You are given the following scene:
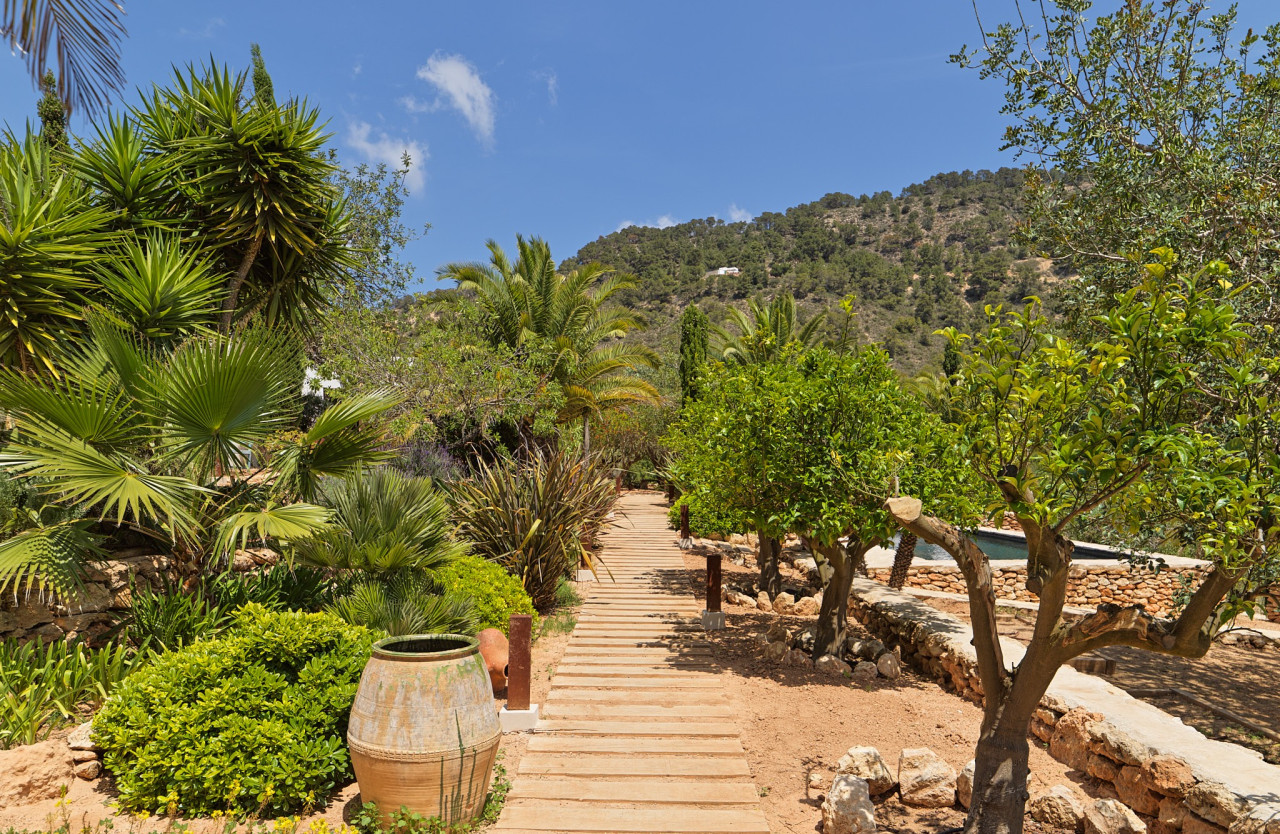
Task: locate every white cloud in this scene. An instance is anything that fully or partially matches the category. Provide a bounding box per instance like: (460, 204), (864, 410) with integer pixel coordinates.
(535, 70), (558, 105)
(352, 62), (362, 76)
(727, 203), (752, 223)
(178, 17), (224, 39)
(415, 53), (496, 146)
(615, 215), (681, 233)
(346, 122), (427, 192)
(399, 95), (432, 113)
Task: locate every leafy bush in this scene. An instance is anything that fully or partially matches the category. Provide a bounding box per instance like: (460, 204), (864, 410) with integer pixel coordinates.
(93, 604), (376, 816)
(115, 576), (230, 652)
(296, 468), (475, 635)
(667, 494), (742, 538)
(434, 555), (536, 635)
(451, 451), (616, 611)
(205, 563), (337, 612)
(0, 638), (138, 749)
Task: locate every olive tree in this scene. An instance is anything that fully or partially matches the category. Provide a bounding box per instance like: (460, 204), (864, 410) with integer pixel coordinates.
(886, 262), (1277, 834)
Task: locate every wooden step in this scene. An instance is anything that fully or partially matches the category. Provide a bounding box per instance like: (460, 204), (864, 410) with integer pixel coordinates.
(494, 805), (770, 833)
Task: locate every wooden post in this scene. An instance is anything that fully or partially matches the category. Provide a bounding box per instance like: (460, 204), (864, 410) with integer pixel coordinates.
(680, 504), (690, 540)
(706, 551), (722, 613)
(615, 472), (623, 494)
(507, 614), (532, 711)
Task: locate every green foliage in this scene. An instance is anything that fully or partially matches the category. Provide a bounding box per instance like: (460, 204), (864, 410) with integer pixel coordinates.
(204, 564), (337, 613)
(93, 604), (376, 816)
(440, 235), (660, 429)
(666, 494), (743, 539)
(116, 576), (230, 652)
(0, 638), (138, 749)
(434, 555), (537, 635)
(249, 44), (274, 108)
(295, 468), (475, 635)
(712, 293), (825, 365)
(452, 451), (617, 611)
(678, 304), (709, 403)
(36, 71), (67, 150)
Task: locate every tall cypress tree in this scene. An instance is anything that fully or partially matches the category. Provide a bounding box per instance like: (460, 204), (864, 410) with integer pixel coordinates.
(250, 43), (275, 108)
(678, 304), (709, 404)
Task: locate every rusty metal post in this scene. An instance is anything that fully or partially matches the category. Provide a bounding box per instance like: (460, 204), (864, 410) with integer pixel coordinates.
(507, 614), (532, 711)
(706, 551), (722, 613)
(615, 472), (623, 494)
(680, 504), (690, 540)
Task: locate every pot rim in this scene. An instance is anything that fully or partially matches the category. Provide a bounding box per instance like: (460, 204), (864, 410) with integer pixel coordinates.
(371, 633), (479, 662)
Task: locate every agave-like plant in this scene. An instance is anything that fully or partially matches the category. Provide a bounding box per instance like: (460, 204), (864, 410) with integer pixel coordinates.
(450, 450), (617, 611)
(294, 467), (476, 636)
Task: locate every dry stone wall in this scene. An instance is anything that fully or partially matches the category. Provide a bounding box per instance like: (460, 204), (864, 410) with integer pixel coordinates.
(866, 561), (1206, 618)
(0, 551), (170, 643)
(848, 578), (1280, 834)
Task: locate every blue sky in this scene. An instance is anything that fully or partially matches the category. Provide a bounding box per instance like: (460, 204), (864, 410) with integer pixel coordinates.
(1, 1), (1275, 293)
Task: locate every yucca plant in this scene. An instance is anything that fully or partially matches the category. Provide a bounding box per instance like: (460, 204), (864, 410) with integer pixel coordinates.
(295, 467), (476, 635)
(451, 451), (617, 611)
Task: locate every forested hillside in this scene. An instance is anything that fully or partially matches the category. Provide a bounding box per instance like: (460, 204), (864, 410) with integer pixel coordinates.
(563, 167), (1062, 372)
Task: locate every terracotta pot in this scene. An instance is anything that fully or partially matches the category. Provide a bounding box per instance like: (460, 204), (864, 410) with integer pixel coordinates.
(347, 634), (500, 825)
(476, 628), (509, 694)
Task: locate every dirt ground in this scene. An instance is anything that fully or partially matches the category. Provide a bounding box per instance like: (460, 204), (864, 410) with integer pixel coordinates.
(926, 597), (1280, 764)
(0, 599), (579, 833)
(676, 548), (1080, 834)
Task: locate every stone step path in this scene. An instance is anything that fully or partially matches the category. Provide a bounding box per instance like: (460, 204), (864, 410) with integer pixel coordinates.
(492, 492), (770, 834)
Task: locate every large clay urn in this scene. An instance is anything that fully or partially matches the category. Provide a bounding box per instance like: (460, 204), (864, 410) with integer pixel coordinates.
(347, 634), (501, 824)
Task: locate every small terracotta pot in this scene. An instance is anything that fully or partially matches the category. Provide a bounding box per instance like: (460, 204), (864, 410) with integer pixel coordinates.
(476, 628), (509, 693)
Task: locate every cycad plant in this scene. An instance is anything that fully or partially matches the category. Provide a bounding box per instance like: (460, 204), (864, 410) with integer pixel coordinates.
(0, 319), (395, 599)
(294, 467), (476, 635)
(440, 236), (660, 451)
(451, 451), (616, 611)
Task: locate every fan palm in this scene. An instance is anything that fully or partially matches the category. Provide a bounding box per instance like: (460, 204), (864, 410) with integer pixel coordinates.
(1, 0), (127, 117)
(440, 236), (659, 449)
(294, 467), (476, 636)
(0, 321), (396, 597)
(713, 293), (825, 365)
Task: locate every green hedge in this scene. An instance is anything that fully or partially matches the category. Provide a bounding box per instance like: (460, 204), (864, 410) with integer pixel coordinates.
(93, 604), (376, 817)
(435, 555), (537, 635)
(667, 495), (743, 538)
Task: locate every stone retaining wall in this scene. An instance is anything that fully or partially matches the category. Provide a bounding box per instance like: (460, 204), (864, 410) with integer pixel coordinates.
(0, 552), (170, 643)
(848, 578), (1280, 834)
(866, 562), (1208, 618)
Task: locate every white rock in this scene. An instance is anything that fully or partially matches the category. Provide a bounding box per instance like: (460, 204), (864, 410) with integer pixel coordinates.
(956, 759), (975, 809)
(756, 592), (771, 612)
(836, 746), (896, 796)
(1030, 786), (1085, 828)
(822, 774), (876, 834)
(66, 721), (99, 752)
(876, 652), (902, 679)
(898, 747), (958, 808)
(1083, 799), (1148, 834)
(815, 654), (852, 677)
(1187, 783), (1249, 828)
(809, 771), (826, 791)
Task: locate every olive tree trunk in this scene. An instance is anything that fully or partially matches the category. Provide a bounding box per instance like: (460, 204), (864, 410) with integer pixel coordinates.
(884, 496), (1241, 834)
(757, 534), (782, 597)
(811, 537), (874, 658)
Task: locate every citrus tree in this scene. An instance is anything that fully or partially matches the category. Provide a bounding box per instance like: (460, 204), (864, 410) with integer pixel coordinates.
(886, 261), (1277, 834)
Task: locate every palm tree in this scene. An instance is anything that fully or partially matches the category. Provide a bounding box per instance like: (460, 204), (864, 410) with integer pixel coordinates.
(440, 236), (659, 452)
(293, 467), (476, 636)
(0, 320), (396, 598)
(2, 0), (127, 117)
(712, 293), (825, 365)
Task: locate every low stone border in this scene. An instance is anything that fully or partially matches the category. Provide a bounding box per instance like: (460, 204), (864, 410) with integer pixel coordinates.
(847, 578), (1280, 834)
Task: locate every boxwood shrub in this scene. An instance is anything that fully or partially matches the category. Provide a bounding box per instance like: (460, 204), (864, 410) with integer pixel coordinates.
(93, 604), (376, 817)
(434, 555), (537, 635)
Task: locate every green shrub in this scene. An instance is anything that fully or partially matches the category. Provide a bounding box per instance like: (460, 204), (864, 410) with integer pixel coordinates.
(93, 604), (376, 817)
(116, 576), (230, 652)
(0, 638), (138, 749)
(667, 495), (742, 538)
(434, 555), (536, 635)
(205, 563), (337, 612)
(451, 451), (616, 612)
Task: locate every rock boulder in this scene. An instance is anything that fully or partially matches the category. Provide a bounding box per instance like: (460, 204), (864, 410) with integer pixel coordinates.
(957, 759), (975, 810)
(1030, 786), (1086, 829)
(0, 739), (75, 807)
(836, 746), (896, 796)
(1084, 799), (1148, 834)
(822, 775), (876, 834)
(898, 747), (958, 808)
